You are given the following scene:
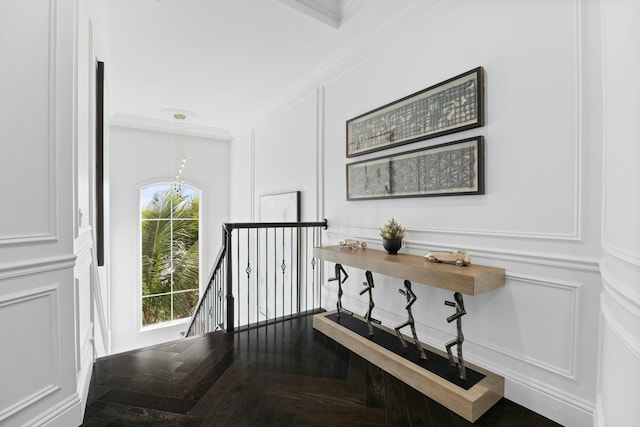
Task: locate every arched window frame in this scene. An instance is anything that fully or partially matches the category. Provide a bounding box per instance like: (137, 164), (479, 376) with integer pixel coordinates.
(138, 182), (201, 329)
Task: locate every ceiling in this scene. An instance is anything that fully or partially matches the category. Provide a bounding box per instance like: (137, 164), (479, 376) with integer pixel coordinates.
(95, 0), (418, 139)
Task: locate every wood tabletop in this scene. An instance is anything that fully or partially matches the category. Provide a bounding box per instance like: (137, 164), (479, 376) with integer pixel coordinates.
(314, 245), (505, 295)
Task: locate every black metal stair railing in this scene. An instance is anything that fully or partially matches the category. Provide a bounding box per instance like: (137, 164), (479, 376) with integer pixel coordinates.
(185, 245), (226, 337)
(185, 220), (327, 337)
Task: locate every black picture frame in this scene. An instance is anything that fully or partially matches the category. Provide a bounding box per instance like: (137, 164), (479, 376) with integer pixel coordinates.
(346, 136), (484, 200)
(346, 67), (484, 157)
(96, 61), (105, 266)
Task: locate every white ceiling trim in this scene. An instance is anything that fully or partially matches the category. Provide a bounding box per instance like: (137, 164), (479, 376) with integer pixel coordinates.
(111, 113), (233, 142)
(277, 0), (342, 28)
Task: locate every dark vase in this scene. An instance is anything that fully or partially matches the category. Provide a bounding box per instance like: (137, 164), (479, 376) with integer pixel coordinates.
(382, 239), (402, 255)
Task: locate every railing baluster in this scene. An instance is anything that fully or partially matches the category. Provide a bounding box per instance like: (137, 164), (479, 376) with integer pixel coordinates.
(186, 220), (326, 337)
(256, 228), (260, 327)
(281, 227), (285, 320)
(273, 227), (277, 321)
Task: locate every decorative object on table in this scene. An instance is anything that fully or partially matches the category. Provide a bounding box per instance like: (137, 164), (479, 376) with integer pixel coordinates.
(339, 239), (367, 251)
(328, 264), (352, 318)
(359, 271), (381, 336)
(379, 218), (406, 254)
(346, 67), (484, 157)
(394, 280), (427, 360)
(425, 250), (471, 266)
(347, 136), (484, 200)
(445, 292), (467, 380)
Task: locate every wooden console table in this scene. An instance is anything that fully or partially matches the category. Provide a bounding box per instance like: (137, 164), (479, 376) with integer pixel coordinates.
(314, 245), (504, 295)
(312, 245), (506, 422)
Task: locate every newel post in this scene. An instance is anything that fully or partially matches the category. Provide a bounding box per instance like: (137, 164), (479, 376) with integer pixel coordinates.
(224, 223), (234, 333)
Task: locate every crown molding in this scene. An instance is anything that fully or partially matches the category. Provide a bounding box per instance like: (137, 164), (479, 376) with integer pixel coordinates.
(110, 113), (233, 142)
(245, 0), (449, 132)
(277, 0), (342, 28)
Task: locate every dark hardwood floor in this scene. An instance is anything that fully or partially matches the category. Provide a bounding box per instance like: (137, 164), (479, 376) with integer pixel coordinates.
(82, 314), (562, 426)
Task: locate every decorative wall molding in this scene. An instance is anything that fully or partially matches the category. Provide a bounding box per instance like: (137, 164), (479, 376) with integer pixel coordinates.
(277, 0), (341, 28)
(600, 289), (640, 359)
(602, 238), (640, 267)
(600, 262), (640, 318)
(0, 384), (60, 423)
(399, 225), (582, 242)
(0, 0), (59, 247)
(0, 255), (77, 280)
(322, 0), (583, 241)
(25, 392), (81, 427)
(326, 228), (600, 272)
(111, 113), (233, 141)
(470, 273), (581, 379)
(262, 0), (583, 241)
(47, 0), (60, 244)
(316, 86), (325, 221)
(0, 233), (58, 246)
(594, 394), (605, 427)
(0, 285), (63, 422)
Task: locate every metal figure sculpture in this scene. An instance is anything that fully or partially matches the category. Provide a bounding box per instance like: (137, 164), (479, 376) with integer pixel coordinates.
(359, 270), (380, 336)
(445, 292), (467, 380)
(394, 280), (427, 360)
(328, 263), (352, 318)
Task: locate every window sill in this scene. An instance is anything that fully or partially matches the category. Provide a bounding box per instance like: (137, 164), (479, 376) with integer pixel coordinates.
(140, 317), (190, 333)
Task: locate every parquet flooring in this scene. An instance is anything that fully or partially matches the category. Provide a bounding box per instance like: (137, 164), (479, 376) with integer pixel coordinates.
(82, 314), (562, 426)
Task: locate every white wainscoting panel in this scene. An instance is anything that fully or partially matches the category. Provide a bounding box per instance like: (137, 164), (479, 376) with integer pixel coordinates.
(0, 0), (57, 245)
(467, 273), (581, 379)
(0, 285), (62, 422)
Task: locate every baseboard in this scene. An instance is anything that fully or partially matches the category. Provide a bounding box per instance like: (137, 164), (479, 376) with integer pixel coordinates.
(28, 393), (82, 427)
(502, 370), (594, 427)
(593, 395), (605, 427)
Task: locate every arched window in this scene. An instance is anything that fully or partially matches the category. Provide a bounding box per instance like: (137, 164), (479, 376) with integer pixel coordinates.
(140, 184), (200, 326)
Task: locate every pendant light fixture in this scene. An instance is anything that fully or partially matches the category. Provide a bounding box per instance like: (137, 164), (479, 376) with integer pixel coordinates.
(172, 112), (187, 200)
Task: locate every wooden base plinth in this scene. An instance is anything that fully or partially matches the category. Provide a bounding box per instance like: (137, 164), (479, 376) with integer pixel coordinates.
(313, 311), (504, 423)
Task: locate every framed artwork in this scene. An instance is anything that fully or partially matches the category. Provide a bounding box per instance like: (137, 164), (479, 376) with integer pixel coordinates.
(346, 136), (484, 200)
(258, 191), (300, 222)
(346, 67), (484, 157)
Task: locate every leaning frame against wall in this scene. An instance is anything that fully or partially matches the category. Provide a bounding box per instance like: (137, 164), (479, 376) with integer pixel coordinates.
(346, 136), (484, 200)
(346, 67), (484, 157)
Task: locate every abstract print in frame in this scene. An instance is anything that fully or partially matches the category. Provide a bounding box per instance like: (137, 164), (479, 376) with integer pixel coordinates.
(346, 67), (484, 157)
(346, 137), (484, 200)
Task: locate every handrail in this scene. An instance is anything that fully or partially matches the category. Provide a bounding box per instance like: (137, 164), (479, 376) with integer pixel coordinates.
(224, 220), (328, 230)
(184, 245), (226, 337)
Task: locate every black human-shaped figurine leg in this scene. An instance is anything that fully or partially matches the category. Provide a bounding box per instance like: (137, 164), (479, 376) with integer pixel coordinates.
(328, 264), (352, 318)
(394, 280), (427, 360)
(359, 271), (380, 336)
(445, 292), (467, 380)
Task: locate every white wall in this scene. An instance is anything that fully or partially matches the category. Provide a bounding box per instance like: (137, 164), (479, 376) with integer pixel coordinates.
(229, 1), (605, 425)
(0, 0), (90, 425)
(231, 89), (322, 221)
(109, 125), (230, 354)
(230, 131), (254, 221)
(597, 0), (640, 425)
